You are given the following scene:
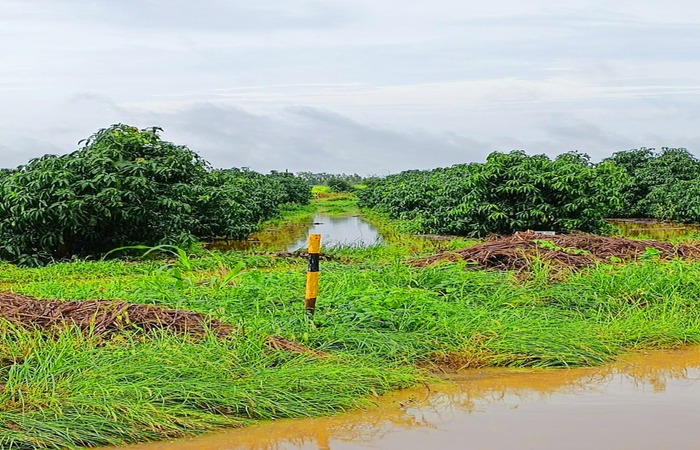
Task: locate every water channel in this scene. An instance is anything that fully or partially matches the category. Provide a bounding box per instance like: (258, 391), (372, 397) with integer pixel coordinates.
(208, 216), (700, 254)
(111, 347), (700, 450)
(207, 214), (382, 252)
(610, 219), (700, 240)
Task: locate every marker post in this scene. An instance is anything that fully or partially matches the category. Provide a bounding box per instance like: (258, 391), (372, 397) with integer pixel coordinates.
(305, 234), (321, 316)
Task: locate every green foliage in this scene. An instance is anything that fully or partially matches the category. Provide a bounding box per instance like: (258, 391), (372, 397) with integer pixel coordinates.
(0, 125), (310, 266)
(5, 233), (700, 447)
(639, 181), (700, 222)
(326, 177), (354, 193)
(359, 151), (627, 236)
(194, 168), (309, 241)
(268, 170), (312, 205)
(296, 172), (365, 185)
(0, 168), (13, 180)
(605, 147), (700, 222)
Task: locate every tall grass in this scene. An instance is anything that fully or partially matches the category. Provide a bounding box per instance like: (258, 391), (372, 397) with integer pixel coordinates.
(3, 230), (700, 447)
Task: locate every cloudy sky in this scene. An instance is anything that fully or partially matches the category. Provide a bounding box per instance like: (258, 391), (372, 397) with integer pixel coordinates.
(1, 0), (699, 174)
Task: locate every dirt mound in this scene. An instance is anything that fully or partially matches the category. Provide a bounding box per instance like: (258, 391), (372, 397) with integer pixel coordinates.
(412, 231), (700, 271)
(0, 293), (235, 337)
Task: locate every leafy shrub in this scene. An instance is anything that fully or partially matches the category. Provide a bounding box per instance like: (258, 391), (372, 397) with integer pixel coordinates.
(297, 172), (365, 185)
(268, 171), (312, 204)
(327, 178), (354, 193)
(639, 181), (700, 223)
(359, 151), (627, 236)
(0, 125), (310, 265)
(605, 147), (700, 222)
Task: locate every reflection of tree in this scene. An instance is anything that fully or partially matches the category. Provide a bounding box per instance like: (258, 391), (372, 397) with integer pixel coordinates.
(206, 215), (314, 252)
(116, 348), (700, 450)
(607, 219), (700, 240)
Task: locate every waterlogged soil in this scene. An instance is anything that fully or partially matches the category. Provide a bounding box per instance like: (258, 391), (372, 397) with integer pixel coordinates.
(208, 215), (382, 252)
(109, 347), (700, 450)
(610, 219), (700, 240)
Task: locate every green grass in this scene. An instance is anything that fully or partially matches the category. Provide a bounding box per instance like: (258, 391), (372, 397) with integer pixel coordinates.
(3, 206), (700, 448)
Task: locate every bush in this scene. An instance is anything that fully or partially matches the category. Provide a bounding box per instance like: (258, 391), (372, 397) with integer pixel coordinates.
(0, 125), (310, 265)
(327, 178), (354, 193)
(605, 147), (700, 222)
(359, 151), (627, 236)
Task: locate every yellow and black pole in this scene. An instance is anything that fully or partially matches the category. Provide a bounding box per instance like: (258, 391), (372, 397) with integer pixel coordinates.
(305, 234), (321, 316)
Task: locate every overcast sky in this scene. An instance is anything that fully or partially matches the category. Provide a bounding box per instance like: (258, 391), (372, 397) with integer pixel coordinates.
(2, 0), (700, 174)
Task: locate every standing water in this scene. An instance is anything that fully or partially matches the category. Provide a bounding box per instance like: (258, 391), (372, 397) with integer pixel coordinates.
(287, 215), (382, 251)
(109, 347), (700, 450)
(610, 219), (700, 240)
(207, 214), (382, 252)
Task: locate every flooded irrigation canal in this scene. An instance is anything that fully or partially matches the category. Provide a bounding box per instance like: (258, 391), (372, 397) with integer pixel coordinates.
(111, 347), (700, 450)
(208, 214), (382, 252)
(287, 215), (382, 251)
(610, 219), (700, 240)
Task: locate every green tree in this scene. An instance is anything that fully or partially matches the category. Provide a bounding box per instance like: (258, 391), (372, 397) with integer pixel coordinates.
(0, 125), (310, 265)
(605, 147), (700, 221)
(359, 151), (628, 236)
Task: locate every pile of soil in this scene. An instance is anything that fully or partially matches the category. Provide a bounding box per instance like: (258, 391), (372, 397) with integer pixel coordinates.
(412, 231), (700, 271)
(0, 293), (235, 337)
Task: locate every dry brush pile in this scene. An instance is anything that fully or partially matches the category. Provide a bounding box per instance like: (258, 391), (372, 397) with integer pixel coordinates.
(412, 231), (700, 271)
(0, 293), (235, 337)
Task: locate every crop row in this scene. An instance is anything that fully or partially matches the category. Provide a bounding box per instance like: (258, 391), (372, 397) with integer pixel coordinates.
(358, 147), (700, 236)
(0, 125), (310, 266)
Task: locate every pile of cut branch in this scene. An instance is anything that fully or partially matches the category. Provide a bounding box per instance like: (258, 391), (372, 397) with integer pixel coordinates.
(412, 231), (700, 271)
(0, 293), (235, 337)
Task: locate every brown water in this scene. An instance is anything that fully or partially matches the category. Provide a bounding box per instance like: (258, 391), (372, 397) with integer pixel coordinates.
(286, 215), (382, 251)
(207, 215), (382, 252)
(610, 219), (700, 240)
(110, 347), (700, 450)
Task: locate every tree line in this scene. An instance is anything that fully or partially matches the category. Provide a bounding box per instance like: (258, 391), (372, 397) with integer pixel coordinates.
(358, 148), (700, 236)
(0, 125), (310, 266)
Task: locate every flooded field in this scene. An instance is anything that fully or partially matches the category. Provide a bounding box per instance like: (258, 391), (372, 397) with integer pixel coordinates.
(610, 219), (700, 240)
(207, 214), (382, 252)
(287, 215), (382, 251)
(110, 347), (700, 450)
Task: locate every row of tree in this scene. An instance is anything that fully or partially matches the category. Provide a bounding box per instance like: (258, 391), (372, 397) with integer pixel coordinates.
(358, 148), (700, 237)
(296, 172), (366, 186)
(0, 125), (310, 266)
(604, 147), (700, 222)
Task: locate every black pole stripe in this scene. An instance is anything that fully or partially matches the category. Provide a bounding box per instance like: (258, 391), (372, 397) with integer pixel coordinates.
(307, 253), (320, 272)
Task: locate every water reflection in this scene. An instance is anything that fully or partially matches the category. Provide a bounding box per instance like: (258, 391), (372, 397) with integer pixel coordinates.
(110, 347), (700, 450)
(206, 215), (382, 252)
(287, 215), (382, 251)
(610, 219), (700, 240)
(207, 219), (313, 252)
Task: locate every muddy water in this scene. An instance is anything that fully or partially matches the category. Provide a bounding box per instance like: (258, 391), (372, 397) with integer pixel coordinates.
(610, 219), (700, 240)
(286, 215), (382, 251)
(112, 348), (700, 450)
(207, 215), (382, 252)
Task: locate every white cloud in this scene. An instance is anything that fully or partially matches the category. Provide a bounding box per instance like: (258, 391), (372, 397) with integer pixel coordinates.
(1, 0), (699, 172)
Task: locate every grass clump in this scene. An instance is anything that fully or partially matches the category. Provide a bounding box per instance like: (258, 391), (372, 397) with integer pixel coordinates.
(3, 213), (700, 447)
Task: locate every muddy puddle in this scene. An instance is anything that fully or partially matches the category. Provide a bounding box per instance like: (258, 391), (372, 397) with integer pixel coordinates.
(109, 347), (700, 450)
(208, 215), (381, 252)
(610, 219), (700, 240)
(286, 215), (382, 251)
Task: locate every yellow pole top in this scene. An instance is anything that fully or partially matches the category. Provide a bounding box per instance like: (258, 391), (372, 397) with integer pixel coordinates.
(308, 234), (321, 253)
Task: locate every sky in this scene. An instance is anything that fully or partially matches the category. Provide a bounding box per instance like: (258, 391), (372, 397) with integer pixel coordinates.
(1, 0), (700, 174)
